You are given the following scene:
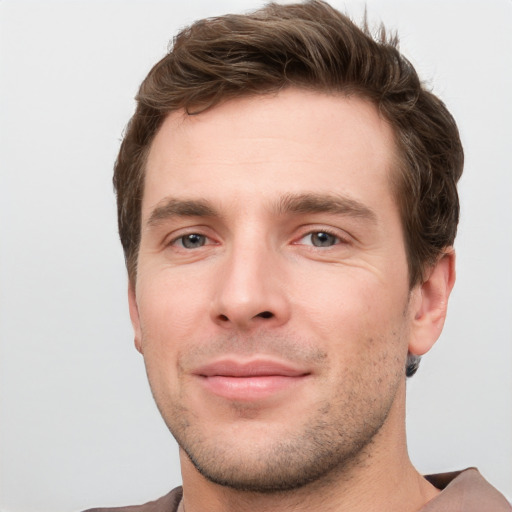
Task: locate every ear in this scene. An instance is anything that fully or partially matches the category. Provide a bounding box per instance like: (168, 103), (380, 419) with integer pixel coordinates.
(128, 281), (143, 354)
(408, 248), (456, 357)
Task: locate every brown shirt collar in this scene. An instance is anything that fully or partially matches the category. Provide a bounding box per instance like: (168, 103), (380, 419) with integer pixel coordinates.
(420, 468), (511, 511)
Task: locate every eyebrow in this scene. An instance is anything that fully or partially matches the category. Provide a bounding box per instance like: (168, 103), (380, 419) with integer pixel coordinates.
(147, 198), (218, 227)
(146, 192), (377, 228)
(274, 193), (377, 222)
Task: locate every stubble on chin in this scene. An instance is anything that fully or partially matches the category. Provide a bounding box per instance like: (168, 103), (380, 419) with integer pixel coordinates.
(174, 393), (394, 494)
(146, 330), (405, 494)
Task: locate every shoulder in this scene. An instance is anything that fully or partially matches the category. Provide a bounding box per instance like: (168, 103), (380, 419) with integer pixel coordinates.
(82, 487), (183, 512)
(422, 468), (511, 511)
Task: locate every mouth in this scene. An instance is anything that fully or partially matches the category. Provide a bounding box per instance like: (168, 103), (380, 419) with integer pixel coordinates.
(192, 359), (311, 401)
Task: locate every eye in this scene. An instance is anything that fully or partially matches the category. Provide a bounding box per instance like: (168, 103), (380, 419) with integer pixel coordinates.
(174, 233), (208, 249)
(299, 231), (341, 247)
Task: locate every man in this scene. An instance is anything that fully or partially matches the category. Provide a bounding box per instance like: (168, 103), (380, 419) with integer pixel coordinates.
(86, 1), (511, 511)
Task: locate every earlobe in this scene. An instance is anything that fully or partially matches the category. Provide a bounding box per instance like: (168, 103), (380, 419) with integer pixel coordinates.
(128, 282), (143, 354)
(408, 248), (456, 357)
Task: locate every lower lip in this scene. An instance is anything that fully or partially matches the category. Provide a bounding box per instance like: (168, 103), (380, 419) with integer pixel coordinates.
(199, 375), (308, 401)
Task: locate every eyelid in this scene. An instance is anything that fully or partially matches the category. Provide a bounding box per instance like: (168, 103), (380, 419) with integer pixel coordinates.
(292, 225), (352, 246)
(164, 226), (218, 248)
(171, 234), (207, 249)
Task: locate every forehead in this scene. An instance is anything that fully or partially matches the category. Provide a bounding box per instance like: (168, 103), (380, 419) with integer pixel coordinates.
(144, 88), (398, 216)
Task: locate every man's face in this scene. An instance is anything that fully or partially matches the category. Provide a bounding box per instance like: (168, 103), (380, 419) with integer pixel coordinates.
(130, 89), (417, 491)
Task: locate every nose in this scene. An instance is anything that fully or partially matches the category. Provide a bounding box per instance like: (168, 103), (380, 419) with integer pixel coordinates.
(210, 241), (291, 331)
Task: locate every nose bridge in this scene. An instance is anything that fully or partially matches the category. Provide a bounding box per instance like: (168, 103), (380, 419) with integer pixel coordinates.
(211, 228), (288, 329)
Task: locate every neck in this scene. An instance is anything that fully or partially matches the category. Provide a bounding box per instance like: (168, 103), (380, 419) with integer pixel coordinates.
(178, 382), (439, 512)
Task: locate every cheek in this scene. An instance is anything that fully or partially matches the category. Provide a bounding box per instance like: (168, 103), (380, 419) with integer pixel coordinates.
(294, 270), (410, 366)
(135, 273), (210, 373)
(139, 270), (207, 328)
(295, 270), (396, 328)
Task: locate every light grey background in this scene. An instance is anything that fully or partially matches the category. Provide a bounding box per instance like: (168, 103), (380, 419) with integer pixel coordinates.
(1, 1), (511, 511)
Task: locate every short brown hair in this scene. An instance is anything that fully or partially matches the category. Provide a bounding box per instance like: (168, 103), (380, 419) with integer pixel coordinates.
(114, 0), (463, 289)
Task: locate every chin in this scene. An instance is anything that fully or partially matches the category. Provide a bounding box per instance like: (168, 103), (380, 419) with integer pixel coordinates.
(173, 408), (385, 494)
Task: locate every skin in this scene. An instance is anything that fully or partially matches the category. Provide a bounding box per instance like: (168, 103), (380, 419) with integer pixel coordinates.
(129, 88), (455, 512)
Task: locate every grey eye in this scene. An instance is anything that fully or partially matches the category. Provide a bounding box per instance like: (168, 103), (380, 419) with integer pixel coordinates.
(180, 234), (207, 249)
(310, 232), (338, 247)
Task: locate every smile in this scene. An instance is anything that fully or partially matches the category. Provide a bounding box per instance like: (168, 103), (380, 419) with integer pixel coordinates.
(193, 359), (311, 401)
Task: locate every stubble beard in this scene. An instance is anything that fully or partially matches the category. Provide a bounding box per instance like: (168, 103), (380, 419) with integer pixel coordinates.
(176, 397), (396, 494)
(148, 333), (404, 494)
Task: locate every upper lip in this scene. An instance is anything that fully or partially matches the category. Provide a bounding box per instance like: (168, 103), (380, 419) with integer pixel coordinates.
(193, 359), (310, 378)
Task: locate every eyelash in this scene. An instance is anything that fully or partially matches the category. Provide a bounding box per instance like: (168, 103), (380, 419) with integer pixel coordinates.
(167, 227), (349, 251)
(295, 228), (349, 248)
(169, 232), (213, 249)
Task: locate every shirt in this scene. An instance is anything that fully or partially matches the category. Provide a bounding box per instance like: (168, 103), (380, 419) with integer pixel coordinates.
(83, 468), (512, 511)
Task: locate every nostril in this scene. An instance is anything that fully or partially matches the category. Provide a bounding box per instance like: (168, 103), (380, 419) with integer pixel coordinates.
(216, 311), (274, 323)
